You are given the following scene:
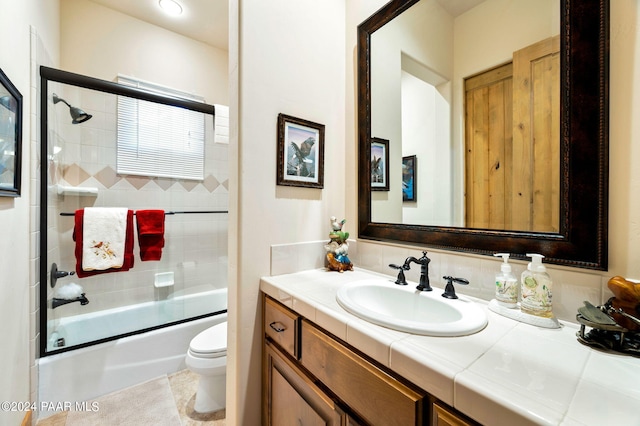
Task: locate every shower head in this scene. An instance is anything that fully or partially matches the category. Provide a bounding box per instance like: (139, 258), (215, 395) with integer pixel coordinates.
(52, 93), (92, 124)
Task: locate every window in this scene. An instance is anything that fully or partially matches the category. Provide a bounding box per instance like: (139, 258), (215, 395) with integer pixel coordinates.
(116, 76), (205, 180)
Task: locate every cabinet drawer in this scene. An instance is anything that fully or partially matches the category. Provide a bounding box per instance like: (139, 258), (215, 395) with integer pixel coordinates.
(433, 402), (477, 426)
(264, 296), (299, 358)
(300, 320), (427, 426)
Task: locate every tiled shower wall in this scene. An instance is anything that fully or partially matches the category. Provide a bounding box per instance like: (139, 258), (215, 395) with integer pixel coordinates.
(45, 83), (228, 321)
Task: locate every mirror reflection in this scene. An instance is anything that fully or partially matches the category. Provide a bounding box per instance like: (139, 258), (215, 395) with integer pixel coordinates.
(370, 0), (559, 232)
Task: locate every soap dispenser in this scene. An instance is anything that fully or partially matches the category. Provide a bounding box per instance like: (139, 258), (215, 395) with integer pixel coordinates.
(493, 253), (518, 308)
(520, 254), (553, 317)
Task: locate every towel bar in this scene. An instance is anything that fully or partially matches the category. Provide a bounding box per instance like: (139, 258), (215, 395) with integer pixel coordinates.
(59, 210), (228, 216)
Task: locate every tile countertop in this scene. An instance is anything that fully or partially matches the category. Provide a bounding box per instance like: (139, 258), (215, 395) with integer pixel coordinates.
(260, 268), (640, 426)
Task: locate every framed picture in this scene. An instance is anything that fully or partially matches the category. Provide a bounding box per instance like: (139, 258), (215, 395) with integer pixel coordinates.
(371, 137), (389, 191)
(277, 113), (324, 188)
(0, 68), (22, 197)
(402, 155), (416, 202)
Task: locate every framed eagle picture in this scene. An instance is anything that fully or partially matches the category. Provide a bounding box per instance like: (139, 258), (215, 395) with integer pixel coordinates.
(277, 113), (325, 188)
(371, 137), (389, 191)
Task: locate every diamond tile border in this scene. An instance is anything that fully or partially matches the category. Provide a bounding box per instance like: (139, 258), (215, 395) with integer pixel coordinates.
(63, 163), (226, 193)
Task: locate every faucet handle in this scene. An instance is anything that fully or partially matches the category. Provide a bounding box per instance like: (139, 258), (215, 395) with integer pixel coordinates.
(442, 276), (469, 299)
(50, 263), (76, 288)
(389, 263), (409, 285)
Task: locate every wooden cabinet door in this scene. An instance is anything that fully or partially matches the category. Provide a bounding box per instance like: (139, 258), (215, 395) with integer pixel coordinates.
(465, 62), (513, 230)
(512, 35), (560, 233)
(465, 35), (559, 232)
(300, 320), (427, 426)
(264, 341), (343, 426)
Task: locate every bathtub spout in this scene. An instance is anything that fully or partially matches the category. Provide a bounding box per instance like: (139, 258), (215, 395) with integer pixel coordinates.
(52, 293), (89, 309)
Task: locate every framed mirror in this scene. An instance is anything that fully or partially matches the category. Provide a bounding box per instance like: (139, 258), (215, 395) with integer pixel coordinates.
(357, 0), (609, 270)
(0, 68), (22, 197)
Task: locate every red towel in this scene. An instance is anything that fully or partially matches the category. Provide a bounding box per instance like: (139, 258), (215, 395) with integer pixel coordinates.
(136, 210), (165, 261)
(73, 209), (135, 278)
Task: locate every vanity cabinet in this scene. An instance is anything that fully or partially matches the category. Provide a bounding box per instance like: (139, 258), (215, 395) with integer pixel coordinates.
(262, 294), (478, 426)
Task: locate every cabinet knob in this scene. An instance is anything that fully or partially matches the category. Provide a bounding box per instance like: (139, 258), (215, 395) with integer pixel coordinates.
(269, 321), (286, 332)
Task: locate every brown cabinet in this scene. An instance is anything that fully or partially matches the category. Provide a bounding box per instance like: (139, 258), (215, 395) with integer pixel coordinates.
(264, 296), (299, 358)
(262, 294), (479, 426)
(300, 319), (427, 426)
(433, 402), (475, 426)
(264, 341), (344, 425)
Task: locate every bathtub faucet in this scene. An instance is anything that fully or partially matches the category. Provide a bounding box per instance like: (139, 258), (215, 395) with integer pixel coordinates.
(52, 293), (89, 309)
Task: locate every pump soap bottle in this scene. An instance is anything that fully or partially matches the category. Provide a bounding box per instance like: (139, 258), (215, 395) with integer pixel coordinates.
(520, 254), (553, 317)
(493, 253), (518, 308)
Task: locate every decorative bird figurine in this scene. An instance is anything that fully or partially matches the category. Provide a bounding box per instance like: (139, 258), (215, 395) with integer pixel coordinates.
(325, 216), (353, 272)
(331, 216), (346, 231)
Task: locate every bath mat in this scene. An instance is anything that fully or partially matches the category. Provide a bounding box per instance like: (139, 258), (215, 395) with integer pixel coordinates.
(65, 376), (181, 426)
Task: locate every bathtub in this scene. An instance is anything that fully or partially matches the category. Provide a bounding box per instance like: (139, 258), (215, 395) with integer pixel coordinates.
(38, 288), (227, 418)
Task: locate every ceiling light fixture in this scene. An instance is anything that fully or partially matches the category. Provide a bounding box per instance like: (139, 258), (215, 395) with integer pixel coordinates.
(159, 0), (183, 16)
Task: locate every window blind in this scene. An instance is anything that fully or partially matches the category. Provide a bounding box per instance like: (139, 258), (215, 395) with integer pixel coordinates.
(116, 76), (205, 181)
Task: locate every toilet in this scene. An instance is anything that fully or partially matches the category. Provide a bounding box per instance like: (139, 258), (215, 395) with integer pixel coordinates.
(185, 321), (227, 413)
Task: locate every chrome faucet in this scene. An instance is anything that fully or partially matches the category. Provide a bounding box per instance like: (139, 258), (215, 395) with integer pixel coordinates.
(403, 251), (432, 291)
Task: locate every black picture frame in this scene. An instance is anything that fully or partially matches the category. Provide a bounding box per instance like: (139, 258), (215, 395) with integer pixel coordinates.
(277, 113), (325, 188)
(0, 68), (22, 197)
(371, 137), (389, 191)
(402, 155), (416, 202)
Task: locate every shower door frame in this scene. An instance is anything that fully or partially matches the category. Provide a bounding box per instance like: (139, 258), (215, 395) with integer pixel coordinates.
(39, 66), (220, 357)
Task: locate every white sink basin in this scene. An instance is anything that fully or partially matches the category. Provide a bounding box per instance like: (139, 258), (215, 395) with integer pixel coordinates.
(336, 279), (488, 336)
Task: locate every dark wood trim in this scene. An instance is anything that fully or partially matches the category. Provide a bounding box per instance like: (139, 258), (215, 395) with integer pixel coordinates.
(357, 0), (609, 270)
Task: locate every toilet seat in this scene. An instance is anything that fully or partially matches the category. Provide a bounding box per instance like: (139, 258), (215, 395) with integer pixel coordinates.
(189, 322), (227, 359)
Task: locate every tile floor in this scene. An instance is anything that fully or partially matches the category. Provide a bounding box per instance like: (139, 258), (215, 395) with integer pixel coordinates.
(36, 370), (225, 426)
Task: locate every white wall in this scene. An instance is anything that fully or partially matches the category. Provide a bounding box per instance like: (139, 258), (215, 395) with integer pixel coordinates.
(609, 0), (640, 277)
(401, 71), (453, 225)
(60, 0), (228, 105)
(229, 0), (346, 424)
(370, 0), (453, 223)
(0, 0), (59, 424)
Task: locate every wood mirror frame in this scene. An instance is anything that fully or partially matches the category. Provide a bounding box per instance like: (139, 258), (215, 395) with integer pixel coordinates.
(357, 0), (609, 270)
